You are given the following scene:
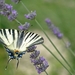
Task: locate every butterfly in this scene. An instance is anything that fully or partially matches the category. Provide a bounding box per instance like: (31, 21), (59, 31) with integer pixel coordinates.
(0, 29), (44, 69)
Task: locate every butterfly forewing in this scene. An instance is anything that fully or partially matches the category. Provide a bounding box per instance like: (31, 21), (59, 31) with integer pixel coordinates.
(0, 29), (14, 46)
(19, 32), (44, 51)
(0, 29), (44, 51)
(12, 29), (19, 49)
(16, 31), (25, 48)
(0, 29), (20, 50)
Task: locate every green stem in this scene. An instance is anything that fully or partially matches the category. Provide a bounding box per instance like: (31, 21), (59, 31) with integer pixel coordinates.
(20, 1), (30, 13)
(42, 44), (73, 75)
(45, 71), (49, 75)
(68, 48), (75, 57)
(15, 19), (22, 25)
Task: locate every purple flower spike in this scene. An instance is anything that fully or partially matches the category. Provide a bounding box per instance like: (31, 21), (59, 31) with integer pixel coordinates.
(45, 18), (63, 39)
(57, 32), (63, 39)
(0, 0), (5, 10)
(18, 22), (30, 30)
(8, 10), (18, 21)
(11, 0), (21, 4)
(30, 50), (40, 59)
(52, 27), (59, 35)
(0, 3), (18, 21)
(5, 4), (13, 12)
(52, 27), (63, 39)
(27, 45), (37, 52)
(0, 4), (12, 16)
(33, 57), (45, 65)
(34, 57), (49, 74)
(29, 49), (49, 74)
(45, 18), (52, 25)
(18, 25), (24, 30)
(25, 11), (36, 20)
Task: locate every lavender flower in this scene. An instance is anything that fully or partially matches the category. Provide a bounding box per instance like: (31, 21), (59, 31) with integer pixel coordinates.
(11, 0), (21, 4)
(45, 18), (63, 39)
(4, 4), (13, 12)
(0, 0), (5, 10)
(0, 4), (13, 16)
(45, 18), (52, 26)
(52, 27), (59, 35)
(28, 48), (49, 74)
(8, 10), (18, 21)
(18, 22), (30, 30)
(35, 58), (49, 74)
(25, 11), (36, 20)
(52, 27), (63, 39)
(30, 56), (49, 74)
(0, 3), (18, 21)
(56, 32), (63, 39)
(0, 4), (12, 16)
(30, 50), (40, 59)
(27, 45), (37, 52)
(32, 57), (45, 65)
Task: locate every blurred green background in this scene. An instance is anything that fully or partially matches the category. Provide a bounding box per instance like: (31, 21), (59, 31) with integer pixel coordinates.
(0, 0), (75, 75)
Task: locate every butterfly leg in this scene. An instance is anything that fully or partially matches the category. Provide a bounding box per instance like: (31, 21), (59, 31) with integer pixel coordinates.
(16, 58), (19, 69)
(5, 58), (12, 70)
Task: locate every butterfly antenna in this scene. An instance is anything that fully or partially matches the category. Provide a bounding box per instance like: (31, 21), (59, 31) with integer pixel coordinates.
(5, 58), (12, 70)
(16, 58), (19, 69)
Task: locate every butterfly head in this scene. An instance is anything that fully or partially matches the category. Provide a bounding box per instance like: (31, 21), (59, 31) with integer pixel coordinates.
(5, 47), (26, 69)
(14, 50), (20, 56)
(5, 47), (26, 59)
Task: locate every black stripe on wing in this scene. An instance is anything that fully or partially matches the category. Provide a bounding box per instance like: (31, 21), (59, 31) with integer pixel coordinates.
(32, 37), (44, 45)
(0, 29), (3, 35)
(11, 29), (19, 41)
(29, 34), (40, 42)
(27, 32), (43, 43)
(8, 29), (11, 34)
(12, 29), (15, 40)
(28, 33), (44, 46)
(24, 32), (32, 41)
(19, 32), (44, 49)
(0, 29), (9, 45)
(0, 29), (19, 46)
(0, 37), (6, 46)
(0, 29), (6, 45)
(3, 29), (9, 41)
(17, 31), (25, 48)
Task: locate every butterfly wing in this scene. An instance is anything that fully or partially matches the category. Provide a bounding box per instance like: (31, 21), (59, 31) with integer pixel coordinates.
(0, 29), (44, 51)
(17, 31), (44, 51)
(0, 29), (20, 50)
(0, 29), (13, 46)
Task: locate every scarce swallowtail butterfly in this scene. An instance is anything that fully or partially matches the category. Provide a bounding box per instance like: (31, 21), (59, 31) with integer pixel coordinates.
(0, 29), (44, 69)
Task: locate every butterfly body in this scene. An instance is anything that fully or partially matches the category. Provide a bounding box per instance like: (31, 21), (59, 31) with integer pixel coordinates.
(0, 29), (44, 68)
